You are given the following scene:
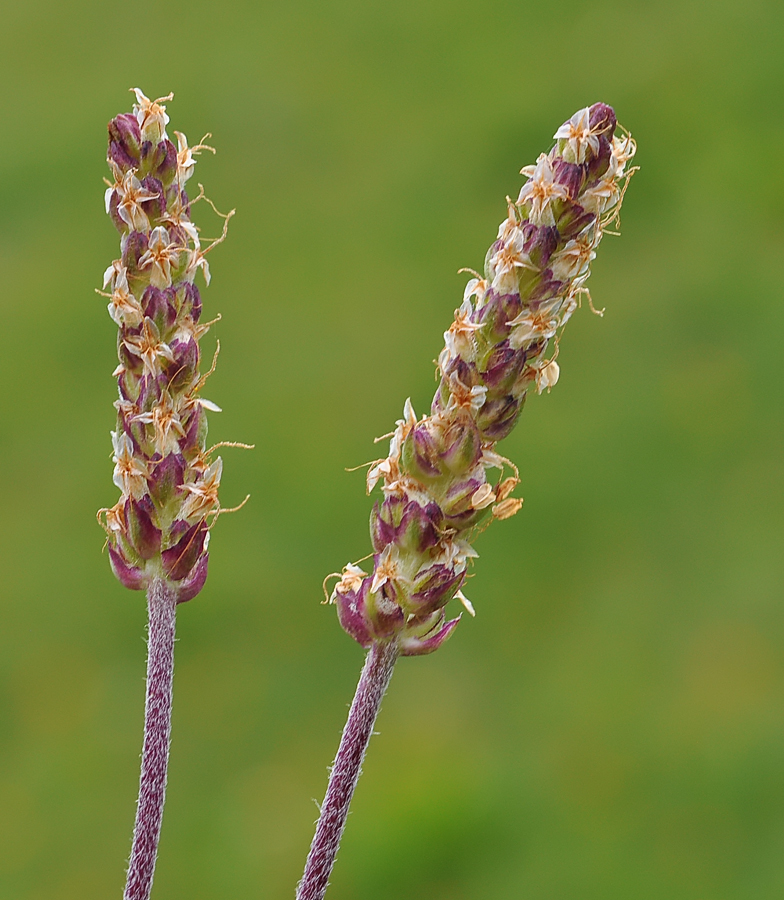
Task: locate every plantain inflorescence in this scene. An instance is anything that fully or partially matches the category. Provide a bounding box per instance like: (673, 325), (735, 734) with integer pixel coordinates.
(328, 103), (636, 655)
(98, 89), (239, 603)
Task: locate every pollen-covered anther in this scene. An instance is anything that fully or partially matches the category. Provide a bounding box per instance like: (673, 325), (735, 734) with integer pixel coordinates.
(492, 498), (523, 520)
(470, 483), (496, 510)
(123, 317), (176, 378)
(139, 227), (181, 289)
(495, 477), (520, 502)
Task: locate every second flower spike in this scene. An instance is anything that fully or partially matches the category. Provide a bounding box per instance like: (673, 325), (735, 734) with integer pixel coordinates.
(329, 102), (637, 655)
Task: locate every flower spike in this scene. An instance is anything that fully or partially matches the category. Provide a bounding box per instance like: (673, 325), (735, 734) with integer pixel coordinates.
(99, 88), (242, 603)
(297, 103), (637, 900)
(328, 102), (637, 658)
(99, 89), (244, 900)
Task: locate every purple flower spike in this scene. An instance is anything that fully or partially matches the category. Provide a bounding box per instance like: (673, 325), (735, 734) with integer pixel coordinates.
(99, 88), (242, 598)
(328, 103), (637, 654)
(304, 104), (637, 900)
(98, 89), (244, 900)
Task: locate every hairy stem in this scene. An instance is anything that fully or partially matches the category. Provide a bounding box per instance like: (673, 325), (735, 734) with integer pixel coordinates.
(123, 577), (177, 900)
(296, 640), (399, 900)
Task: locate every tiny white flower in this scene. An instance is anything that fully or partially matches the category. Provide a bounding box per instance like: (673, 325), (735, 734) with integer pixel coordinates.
(611, 134), (637, 176)
(517, 154), (569, 227)
(103, 259), (124, 289)
(133, 390), (186, 457)
(107, 268), (143, 327)
(174, 131), (198, 183)
(109, 166), (159, 232)
(446, 378), (487, 414)
(333, 563), (368, 598)
(111, 431), (149, 499)
(436, 536), (479, 571)
(507, 308), (559, 350)
(489, 227), (535, 293)
(460, 270), (488, 308)
(181, 457), (223, 521)
(580, 175), (620, 215)
(184, 248), (211, 285)
(549, 237), (596, 282)
(173, 131), (215, 186)
(470, 483), (496, 510)
(553, 107), (602, 164)
(132, 88), (172, 141)
(139, 226), (180, 289)
(367, 457), (394, 494)
(370, 544), (400, 594)
(123, 317), (176, 378)
(444, 298), (483, 359)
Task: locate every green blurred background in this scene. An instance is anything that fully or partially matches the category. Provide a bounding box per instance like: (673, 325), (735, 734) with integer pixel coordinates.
(2, 0), (783, 897)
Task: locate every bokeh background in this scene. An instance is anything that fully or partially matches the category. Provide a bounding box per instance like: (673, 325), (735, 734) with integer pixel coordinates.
(2, 0), (783, 897)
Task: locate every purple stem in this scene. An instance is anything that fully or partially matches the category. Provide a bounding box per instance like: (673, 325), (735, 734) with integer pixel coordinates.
(123, 577), (177, 900)
(296, 640), (399, 900)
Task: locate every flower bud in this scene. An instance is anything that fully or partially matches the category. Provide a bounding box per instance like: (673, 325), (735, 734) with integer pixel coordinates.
(108, 114), (142, 171)
(399, 612), (461, 656)
(176, 553), (210, 603)
(108, 543), (146, 591)
(407, 563), (464, 616)
(162, 521), (207, 581)
(126, 496), (162, 560)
